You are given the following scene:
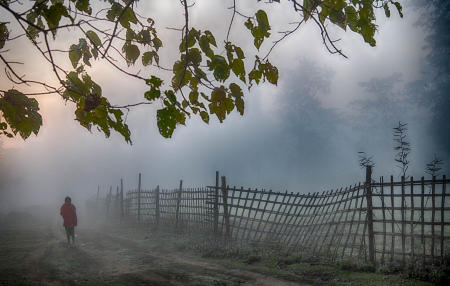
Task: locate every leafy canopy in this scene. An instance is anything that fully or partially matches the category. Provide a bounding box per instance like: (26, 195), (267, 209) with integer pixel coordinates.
(0, 0), (403, 143)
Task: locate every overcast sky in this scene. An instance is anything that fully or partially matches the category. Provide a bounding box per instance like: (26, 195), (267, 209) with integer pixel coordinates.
(0, 0), (448, 212)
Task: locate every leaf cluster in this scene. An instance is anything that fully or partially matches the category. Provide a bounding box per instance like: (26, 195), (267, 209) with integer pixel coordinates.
(0, 89), (42, 139)
(0, 0), (404, 142)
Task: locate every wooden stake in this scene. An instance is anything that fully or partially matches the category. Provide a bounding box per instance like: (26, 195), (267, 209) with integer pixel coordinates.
(137, 173), (141, 222)
(176, 180), (183, 230)
(441, 175), (446, 259)
(221, 176), (230, 238)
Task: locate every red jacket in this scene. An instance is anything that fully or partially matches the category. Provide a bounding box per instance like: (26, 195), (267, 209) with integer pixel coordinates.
(60, 203), (77, 227)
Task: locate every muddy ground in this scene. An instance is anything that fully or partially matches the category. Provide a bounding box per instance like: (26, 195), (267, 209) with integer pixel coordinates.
(0, 212), (436, 285)
(0, 215), (307, 286)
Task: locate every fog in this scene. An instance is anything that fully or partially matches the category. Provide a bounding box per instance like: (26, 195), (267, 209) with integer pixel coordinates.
(0, 1), (449, 214)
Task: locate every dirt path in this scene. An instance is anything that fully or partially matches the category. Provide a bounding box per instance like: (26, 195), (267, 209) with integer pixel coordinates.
(79, 227), (307, 285)
(8, 225), (309, 285)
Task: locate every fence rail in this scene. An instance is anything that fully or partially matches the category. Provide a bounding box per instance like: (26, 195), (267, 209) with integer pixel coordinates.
(95, 169), (449, 267)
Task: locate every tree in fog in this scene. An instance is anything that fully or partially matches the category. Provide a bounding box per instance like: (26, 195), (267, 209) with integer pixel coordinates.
(393, 121), (410, 178)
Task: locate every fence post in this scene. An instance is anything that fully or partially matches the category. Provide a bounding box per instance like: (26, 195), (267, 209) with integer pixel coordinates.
(106, 186), (112, 215)
(138, 173), (141, 222)
(114, 185), (120, 218)
(221, 176), (230, 238)
(155, 185), (160, 228)
(365, 165), (376, 265)
(176, 180), (183, 230)
(214, 171), (219, 235)
(120, 178), (124, 218)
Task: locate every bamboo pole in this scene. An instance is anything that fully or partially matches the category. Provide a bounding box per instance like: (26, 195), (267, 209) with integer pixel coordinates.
(342, 185), (360, 259)
(410, 176), (415, 260)
(120, 178), (124, 218)
(421, 176), (425, 265)
(155, 185), (160, 228)
(214, 171), (219, 235)
(381, 177), (386, 264)
(137, 173), (141, 222)
(441, 175), (446, 259)
(365, 166), (375, 265)
(176, 180), (183, 230)
(431, 176), (436, 262)
(401, 176), (406, 266)
(390, 175), (395, 263)
(221, 176), (230, 238)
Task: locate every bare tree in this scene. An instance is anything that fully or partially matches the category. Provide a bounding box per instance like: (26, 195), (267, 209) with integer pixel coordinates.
(393, 121), (411, 178)
(425, 154), (444, 177)
(358, 151), (375, 169)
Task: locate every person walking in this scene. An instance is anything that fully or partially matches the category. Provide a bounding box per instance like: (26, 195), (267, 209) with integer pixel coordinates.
(60, 196), (77, 245)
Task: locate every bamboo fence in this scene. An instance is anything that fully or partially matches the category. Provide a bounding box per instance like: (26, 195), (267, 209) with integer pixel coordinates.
(100, 169), (449, 266)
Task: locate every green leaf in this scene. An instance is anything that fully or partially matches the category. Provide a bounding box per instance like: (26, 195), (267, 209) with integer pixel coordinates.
(179, 28), (197, 52)
(122, 43), (140, 65)
(43, 3), (69, 36)
(0, 23), (10, 49)
(165, 90), (177, 104)
(244, 18), (254, 31)
(200, 111), (209, 124)
(199, 35), (214, 59)
(392, 1), (403, 18)
(107, 2), (122, 21)
(210, 55), (230, 82)
(329, 8), (347, 30)
(248, 69), (262, 86)
(234, 46), (245, 59)
(225, 43), (234, 64)
(189, 90), (198, 103)
(74, 0), (92, 15)
(152, 37), (163, 50)
(146, 75), (163, 88)
(253, 34), (264, 50)
(204, 30), (217, 47)
(157, 105), (185, 138)
(361, 23), (376, 47)
(255, 10), (271, 38)
(0, 89), (42, 139)
(229, 83), (244, 115)
(69, 44), (81, 68)
(383, 3), (391, 18)
(172, 60), (191, 90)
(138, 28), (151, 45)
(263, 61), (278, 85)
(119, 6), (137, 29)
(303, 0), (314, 21)
(144, 76), (162, 101)
(345, 6), (358, 32)
(232, 59), (246, 83)
(82, 49), (92, 66)
(142, 51), (157, 66)
(144, 89), (160, 101)
(188, 48), (202, 66)
(208, 86), (229, 122)
(86, 30), (101, 46)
